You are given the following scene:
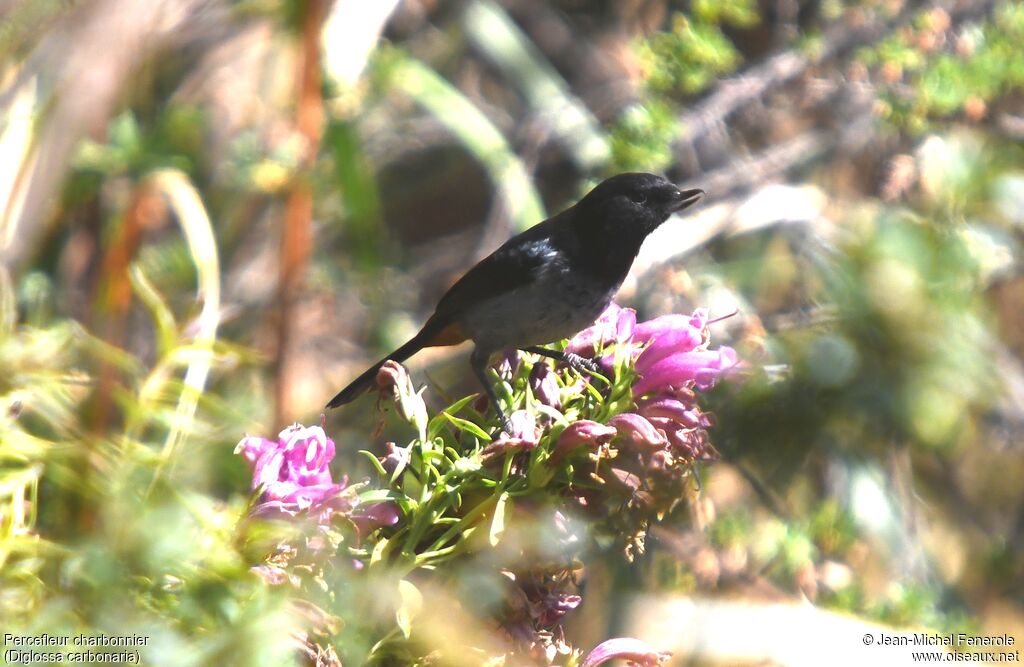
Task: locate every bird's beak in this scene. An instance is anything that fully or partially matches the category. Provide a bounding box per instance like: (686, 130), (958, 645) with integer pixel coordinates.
(671, 188), (705, 212)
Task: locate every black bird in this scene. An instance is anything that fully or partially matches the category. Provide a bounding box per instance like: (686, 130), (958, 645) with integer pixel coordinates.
(327, 173), (704, 433)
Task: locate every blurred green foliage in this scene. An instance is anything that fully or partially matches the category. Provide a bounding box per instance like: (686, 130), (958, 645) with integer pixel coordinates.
(862, 3), (1024, 131)
(611, 0), (759, 173)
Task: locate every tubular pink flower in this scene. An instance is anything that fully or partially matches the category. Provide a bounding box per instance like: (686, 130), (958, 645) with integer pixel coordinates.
(552, 420), (617, 461)
(351, 501), (401, 537)
(632, 347), (739, 397)
(236, 423), (349, 524)
(530, 362), (561, 410)
(581, 637), (671, 667)
(607, 413), (666, 448)
(632, 308), (708, 343)
(637, 396), (697, 425)
(280, 424), (336, 487)
(566, 303), (636, 357)
(633, 317), (705, 369)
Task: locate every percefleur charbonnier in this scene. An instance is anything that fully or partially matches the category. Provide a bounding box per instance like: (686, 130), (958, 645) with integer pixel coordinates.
(235, 303), (738, 665)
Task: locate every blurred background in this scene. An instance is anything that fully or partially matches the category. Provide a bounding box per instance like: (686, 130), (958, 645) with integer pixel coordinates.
(2, 0), (1023, 664)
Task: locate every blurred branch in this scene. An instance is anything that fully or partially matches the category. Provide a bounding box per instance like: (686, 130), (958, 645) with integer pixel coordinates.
(683, 130), (832, 198)
(463, 0), (610, 172)
(673, 0), (999, 157)
(274, 0), (330, 429)
(89, 184), (163, 434)
(386, 52), (546, 232)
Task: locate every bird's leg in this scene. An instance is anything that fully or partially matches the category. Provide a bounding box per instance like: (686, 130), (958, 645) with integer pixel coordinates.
(521, 346), (605, 379)
(471, 348), (513, 436)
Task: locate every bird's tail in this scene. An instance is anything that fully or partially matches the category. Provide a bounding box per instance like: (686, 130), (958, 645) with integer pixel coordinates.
(325, 318), (463, 408)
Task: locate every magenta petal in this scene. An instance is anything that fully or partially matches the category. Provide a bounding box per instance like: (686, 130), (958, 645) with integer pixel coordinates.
(614, 307), (637, 344)
(632, 314), (696, 345)
(639, 398), (703, 428)
(351, 501), (401, 537)
(567, 303), (635, 356)
(236, 436), (278, 470)
(633, 347), (738, 397)
(252, 450), (286, 491)
(278, 424), (337, 486)
(581, 637), (672, 667)
(530, 362), (561, 410)
(553, 420), (617, 461)
(637, 397), (694, 423)
(608, 413), (666, 448)
(634, 325), (705, 372)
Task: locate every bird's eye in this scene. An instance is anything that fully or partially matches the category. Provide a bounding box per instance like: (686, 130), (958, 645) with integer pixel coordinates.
(629, 193), (647, 205)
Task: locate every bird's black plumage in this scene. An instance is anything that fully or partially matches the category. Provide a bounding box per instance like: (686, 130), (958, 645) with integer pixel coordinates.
(327, 173), (704, 433)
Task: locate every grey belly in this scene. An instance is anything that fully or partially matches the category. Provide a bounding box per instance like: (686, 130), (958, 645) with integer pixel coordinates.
(461, 272), (618, 353)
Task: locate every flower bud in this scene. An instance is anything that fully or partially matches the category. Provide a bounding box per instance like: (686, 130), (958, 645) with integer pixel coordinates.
(552, 420), (617, 462)
(530, 362), (561, 410)
(376, 360), (428, 438)
(607, 413), (666, 448)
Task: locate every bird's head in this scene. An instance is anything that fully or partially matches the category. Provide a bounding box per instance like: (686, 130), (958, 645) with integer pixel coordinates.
(576, 172), (704, 239)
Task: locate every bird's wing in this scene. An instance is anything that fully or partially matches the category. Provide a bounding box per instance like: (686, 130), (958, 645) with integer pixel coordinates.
(429, 214), (568, 325)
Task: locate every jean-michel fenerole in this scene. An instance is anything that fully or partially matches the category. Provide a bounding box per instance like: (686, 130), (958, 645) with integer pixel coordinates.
(877, 633), (1016, 647)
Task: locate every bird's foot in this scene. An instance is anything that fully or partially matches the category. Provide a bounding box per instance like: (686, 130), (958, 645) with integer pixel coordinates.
(563, 352), (604, 378)
(491, 415), (514, 439)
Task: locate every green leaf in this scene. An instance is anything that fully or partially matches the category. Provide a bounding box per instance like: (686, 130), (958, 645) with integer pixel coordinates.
(370, 536), (388, 566)
(128, 265), (178, 357)
(428, 394), (478, 440)
(442, 411), (491, 442)
(396, 579), (423, 639)
(358, 449), (389, 478)
(489, 492), (510, 547)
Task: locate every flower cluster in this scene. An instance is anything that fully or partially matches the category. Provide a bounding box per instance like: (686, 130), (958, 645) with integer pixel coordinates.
(236, 423), (352, 522)
(558, 303), (737, 465)
(235, 303), (736, 665)
(236, 423), (399, 534)
(552, 304), (737, 556)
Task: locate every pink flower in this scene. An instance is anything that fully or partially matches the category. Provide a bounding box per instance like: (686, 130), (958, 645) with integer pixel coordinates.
(632, 309), (707, 367)
(581, 637), (671, 667)
(552, 420), (618, 462)
(350, 501), (401, 537)
(633, 346), (738, 396)
(567, 303), (636, 357)
(481, 410), (542, 462)
(236, 423), (348, 523)
(530, 362), (561, 410)
(608, 413), (666, 448)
